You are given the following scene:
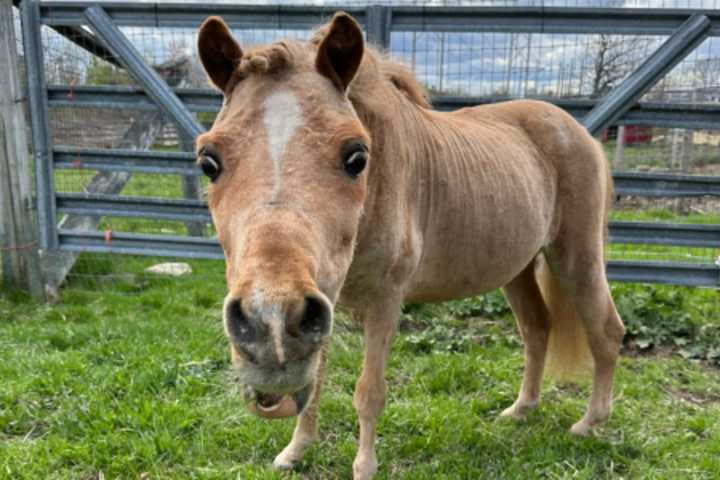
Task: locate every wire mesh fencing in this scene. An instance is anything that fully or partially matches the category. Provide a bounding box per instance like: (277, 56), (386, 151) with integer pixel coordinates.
(5, 0), (719, 294)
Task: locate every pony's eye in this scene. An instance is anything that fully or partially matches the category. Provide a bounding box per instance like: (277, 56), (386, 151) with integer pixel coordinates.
(342, 144), (368, 178)
(199, 154), (222, 182)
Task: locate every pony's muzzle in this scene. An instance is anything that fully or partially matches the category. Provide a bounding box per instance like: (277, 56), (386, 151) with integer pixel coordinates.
(244, 381), (314, 419)
(225, 291), (330, 419)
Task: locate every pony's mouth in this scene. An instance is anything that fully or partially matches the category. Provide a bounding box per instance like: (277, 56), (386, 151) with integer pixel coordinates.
(245, 383), (314, 419)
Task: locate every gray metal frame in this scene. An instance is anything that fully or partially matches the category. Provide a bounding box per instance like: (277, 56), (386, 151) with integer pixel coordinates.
(83, 5), (204, 140)
(45, 86), (720, 130)
(21, 0), (58, 250)
(21, 2), (720, 288)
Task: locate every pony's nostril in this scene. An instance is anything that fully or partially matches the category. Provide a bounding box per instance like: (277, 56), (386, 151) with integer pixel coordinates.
(226, 298), (256, 343)
(298, 295), (331, 338)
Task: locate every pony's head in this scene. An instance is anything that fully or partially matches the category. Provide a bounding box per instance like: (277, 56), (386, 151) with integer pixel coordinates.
(196, 13), (369, 417)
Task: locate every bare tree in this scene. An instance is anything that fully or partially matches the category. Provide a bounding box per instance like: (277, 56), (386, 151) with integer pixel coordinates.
(587, 34), (653, 98)
(692, 58), (720, 93)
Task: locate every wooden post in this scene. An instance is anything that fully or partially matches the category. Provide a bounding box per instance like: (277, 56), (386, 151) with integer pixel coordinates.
(0, 0), (44, 298)
(670, 127), (683, 170)
(615, 125), (626, 170)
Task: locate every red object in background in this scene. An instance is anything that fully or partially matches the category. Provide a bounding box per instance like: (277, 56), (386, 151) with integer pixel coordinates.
(602, 125), (653, 144)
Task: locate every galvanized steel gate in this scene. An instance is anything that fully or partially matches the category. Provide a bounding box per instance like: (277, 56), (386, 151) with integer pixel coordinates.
(18, 1), (720, 288)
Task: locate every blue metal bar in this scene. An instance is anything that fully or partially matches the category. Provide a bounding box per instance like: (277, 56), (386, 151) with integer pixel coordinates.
(83, 5), (204, 140)
(58, 230), (224, 259)
(21, 0), (58, 250)
(43, 3), (366, 29)
(36, 3), (720, 36)
(583, 13), (712, 135)
(612, 171), (720, 198)
(55, 227), (720, 286)
(607, 261), (719, 287)
(53, 147), (198, 176)
(48, 146), (720, 198)
(366, 5), (392, 49)
(610, 222), (720, 248)
(47, 85), (720, 131)
(52, 191), (720, 249)
(47, 85), (223, 113)
(55, 193), (210, 223)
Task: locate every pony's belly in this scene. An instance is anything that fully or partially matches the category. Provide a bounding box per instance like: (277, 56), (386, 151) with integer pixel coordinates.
(404, 211), (550, 303)
(404, 254), (533, 303)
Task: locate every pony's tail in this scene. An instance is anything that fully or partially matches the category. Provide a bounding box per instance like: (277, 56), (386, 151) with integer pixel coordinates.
(535, 257), (594, 381)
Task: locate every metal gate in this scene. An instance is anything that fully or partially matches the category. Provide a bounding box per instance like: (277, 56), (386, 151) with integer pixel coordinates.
(18, 1), (720, 289)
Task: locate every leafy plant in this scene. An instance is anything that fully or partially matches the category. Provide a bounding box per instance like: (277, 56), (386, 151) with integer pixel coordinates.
(613, 283), (720, 365)
(445, 290), (511, 319)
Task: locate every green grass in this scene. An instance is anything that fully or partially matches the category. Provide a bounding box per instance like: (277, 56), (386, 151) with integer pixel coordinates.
(1, 257), (719, 479)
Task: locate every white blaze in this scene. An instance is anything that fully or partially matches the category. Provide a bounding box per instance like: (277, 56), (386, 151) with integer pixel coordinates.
(252, 290), (286, 364)
(263, 90), (303, 200)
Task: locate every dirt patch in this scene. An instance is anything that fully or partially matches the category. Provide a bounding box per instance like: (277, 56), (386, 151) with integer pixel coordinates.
(622, 343), (677, 359)
(666, 387), (720, 408)
(622, 343), (720, 373)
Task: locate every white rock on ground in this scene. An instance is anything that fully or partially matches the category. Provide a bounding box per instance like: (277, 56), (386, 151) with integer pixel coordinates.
(144, 262), (192, 277)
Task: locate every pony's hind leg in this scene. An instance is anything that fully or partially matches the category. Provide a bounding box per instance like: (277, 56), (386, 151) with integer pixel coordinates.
(500, 258), (551, 419)
(548, 252), (625, 436)
(571, 277), (624, 436)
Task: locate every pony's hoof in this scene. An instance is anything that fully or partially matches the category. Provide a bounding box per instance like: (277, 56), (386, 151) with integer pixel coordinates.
(570, 420), (593, 437)
(272, 450), (299, 470)
(499, 401), (537, 419)
(353, 455), (378, 480)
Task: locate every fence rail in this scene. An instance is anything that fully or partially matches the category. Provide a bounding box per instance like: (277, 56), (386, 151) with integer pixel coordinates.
(46, 86), (720, 131)
(51, 191), (720, 248)
(54, 229), (719, 287)
(13, 1), (720, 291)
(36, 3), (720, 36)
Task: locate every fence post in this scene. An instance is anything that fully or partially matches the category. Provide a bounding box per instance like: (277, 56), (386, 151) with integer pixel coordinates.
(0, 0), (44, 298)
(366, 5), (391, 50)
(180, 131), (205, 237)
(21, 0), (58, 251)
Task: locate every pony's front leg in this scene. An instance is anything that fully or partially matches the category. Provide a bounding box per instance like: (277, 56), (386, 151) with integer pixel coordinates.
(273, 346), (328, 470)
(353, 298), (401, 480)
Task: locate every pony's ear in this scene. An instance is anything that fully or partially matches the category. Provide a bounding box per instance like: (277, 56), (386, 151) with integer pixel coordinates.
(197, 16), (243, 93)
(315, 12), (364, 92)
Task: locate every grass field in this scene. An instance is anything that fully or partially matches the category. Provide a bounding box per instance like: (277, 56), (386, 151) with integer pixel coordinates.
(1, 255), (719, 479)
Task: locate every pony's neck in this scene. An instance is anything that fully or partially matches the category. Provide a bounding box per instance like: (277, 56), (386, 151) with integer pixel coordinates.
(353, 88), (428, 187)
(348, 68), (441, 248)
(348, 51), (434, 178)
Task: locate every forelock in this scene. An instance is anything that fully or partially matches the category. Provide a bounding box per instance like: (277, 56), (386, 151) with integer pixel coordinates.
(225, 40), (308, 92)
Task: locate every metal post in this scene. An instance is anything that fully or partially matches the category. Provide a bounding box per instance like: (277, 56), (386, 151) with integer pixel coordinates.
(21, 0), (58, 251)
(180, 130), (205, 237)
(366, 5), (391, 50)
(83, 5), (204, 140)
(583, 13), (711, 135)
